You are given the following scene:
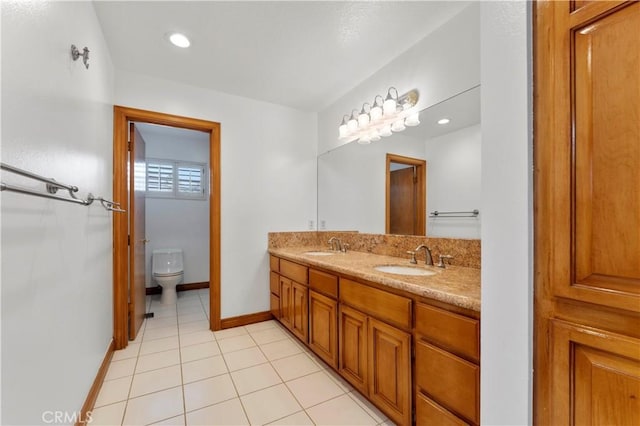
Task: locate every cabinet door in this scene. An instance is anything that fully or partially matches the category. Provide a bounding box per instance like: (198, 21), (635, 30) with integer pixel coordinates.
(368, 317), (411, 426)
(279, 277), (292, 329)
(309, 290), (338, 368)
(291, 281), (308, 342)
(339, 305), (368, 395)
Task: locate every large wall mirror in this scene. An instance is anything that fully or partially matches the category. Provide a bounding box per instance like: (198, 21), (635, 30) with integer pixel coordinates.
(317, 85), (481, 238)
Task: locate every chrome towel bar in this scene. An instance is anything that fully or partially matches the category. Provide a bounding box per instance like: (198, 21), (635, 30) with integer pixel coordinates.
(1, 162), (125, 213)
(429, 209), (479, 218)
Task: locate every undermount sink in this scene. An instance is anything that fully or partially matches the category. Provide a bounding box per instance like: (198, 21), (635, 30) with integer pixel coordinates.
(374, 265), (437, 276)
(304, 251), (336, 256)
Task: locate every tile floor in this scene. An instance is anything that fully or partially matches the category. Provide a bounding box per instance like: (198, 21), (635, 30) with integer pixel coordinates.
(91, 289), (395, 425)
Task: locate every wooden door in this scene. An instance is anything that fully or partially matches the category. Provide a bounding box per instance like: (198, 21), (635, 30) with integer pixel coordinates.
(390, 166), (416, 235)
(291, 281), (308, 342)
(128, 124), (147, 340)
(339, 305), (368, 395)
(386, 154), (426, 236)
(309, 290), (338, 368)
(368, 317), (411, 426)
(279, 277), (292, 329)
(534, 1), (640, 424)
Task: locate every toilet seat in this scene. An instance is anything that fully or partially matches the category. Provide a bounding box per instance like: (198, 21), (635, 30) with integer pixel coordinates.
(154, 271), (183, 278)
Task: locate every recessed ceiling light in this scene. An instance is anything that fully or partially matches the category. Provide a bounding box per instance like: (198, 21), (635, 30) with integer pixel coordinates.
(437, 118), (451, 125)
(168, 33), (190, 48)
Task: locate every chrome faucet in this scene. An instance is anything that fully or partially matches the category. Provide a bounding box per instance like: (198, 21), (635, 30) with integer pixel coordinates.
(414, 244), (434, 266)
(437, 254), (454, 268)
(328, 237), (342, 252)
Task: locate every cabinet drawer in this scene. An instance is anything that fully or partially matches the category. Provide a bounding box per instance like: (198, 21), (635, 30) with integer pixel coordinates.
(269, 255), (279, 272)
(416, 392), (470, 426)
(280, 259), (308, 284)
(270, 294), (280, 319)
(415, 303), (479, 362)
(340, 278), (411, 329)
(270, 272), (280, 295)
(416, 340), (479, 424)
(309, 268), (338, 298)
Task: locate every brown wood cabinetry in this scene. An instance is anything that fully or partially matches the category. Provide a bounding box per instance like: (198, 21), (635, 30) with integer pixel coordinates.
(339, 304), (368, 394)
(309, 290), (338, 368)
(535, 2), (640, 424)
(270, 255), (479, 426)
(414, 302), (480, 425)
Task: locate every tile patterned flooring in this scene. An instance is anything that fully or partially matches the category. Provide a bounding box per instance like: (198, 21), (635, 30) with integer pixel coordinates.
(91, 289), (395, 425)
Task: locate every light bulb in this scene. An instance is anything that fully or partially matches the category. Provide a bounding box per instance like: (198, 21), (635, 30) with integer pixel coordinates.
(169, 33), (191, 48)
(379, 124), (392, 137)
(358, 112), (370, 128)
(391, 119), (406, 132)
(339, 123), (348, 138)
(370, 129), (381, 142)
(358, 135), (371, 145)
(383, 97), (397, 116)
(370, 105), (382, 121)
(347, 111), (358, 132)
(438, 118), (451, 125)
(405, 112), (420, 127)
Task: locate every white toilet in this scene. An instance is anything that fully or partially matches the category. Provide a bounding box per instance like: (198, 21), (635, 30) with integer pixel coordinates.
(152, 249), (184, 305)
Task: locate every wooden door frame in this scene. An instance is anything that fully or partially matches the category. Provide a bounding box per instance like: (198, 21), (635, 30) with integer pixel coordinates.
(385, 153), (426, 235)
(112, 106), (221, 350)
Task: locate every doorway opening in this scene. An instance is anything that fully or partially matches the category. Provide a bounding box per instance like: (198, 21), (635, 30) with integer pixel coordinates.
(386, 153), (426, 236)
(113, 106), (221, 349)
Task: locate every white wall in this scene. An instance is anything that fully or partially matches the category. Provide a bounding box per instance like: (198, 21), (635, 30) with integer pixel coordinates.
(143, 129), (210, 287)
(480, 2), (532, 424)
(425, 124), (481, 239)
(1, 1), (114, 424)
(317, 3), (480, 154)
(115, 71), (317, 318)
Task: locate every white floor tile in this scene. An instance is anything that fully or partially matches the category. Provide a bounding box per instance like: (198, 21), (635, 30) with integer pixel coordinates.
(112, 342), (140, 362)
(89, 401), (126, 425)
(178, 320), (210, 335)
(271, 353), (320, 382)
(183, 374), (238, 412)
(324, 366), (355, 393)
(230, 363), (282, 395)
(181, 355), (228, 384)
(150, 306), (178, 319)
(150, 414), (186, 426)
(266, 410), (314, 425)
(140, 335), (180, 356)
(244, 320), (279, 333)
(223, 347), (268, 372)
(306, 394), (378, 425)
(249, 327), (289, 345)
(185, 398), (249, 426)
(136, 349), (181, 373)
(213, 327), (248, 340)
(94, 376), (132, 407)
(177, 312), (207, 324)
(259, 338), (302, 361)
(348, 391), (389, 424)
(180, 330), (215, 348)
(286, 371), (344, 408)
(105, 358), (137, 381)
(217, 334), (256, 353)
(240, 384), (302, 425)
(180, 341), (221, 363)
(145, 317), (179, 330)
(143, 325), (179, 341)
(123, 386), (184, 426)
(130, 365), (182, 398)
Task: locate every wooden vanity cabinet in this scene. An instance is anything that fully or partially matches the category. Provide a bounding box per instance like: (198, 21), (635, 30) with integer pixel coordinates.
(275, 258), (309, 343)
(414, 302), (480, 425)
(308, 268), (339, 368)
(340, 278), (412, 426)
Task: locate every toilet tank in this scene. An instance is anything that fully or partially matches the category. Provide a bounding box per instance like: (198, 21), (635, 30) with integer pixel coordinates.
(152, 249), (184, 274)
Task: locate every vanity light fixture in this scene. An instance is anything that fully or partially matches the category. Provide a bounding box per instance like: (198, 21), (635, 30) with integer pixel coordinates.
(437, 118), (451, 125)
(168, 32), (191, 48)
(338, 87), (420, 144)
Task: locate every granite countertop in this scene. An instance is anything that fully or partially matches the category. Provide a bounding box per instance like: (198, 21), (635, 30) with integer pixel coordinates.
(269, 246), (480, 312)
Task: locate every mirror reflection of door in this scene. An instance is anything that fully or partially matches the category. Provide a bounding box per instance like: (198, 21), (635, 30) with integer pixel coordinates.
(386, 153), (426, 236)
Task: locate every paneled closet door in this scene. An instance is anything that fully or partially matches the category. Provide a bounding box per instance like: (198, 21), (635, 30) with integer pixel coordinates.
(535, 1), (640, 424)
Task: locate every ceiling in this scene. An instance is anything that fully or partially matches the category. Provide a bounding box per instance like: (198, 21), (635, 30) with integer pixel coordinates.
(94, 1), (470, 112)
